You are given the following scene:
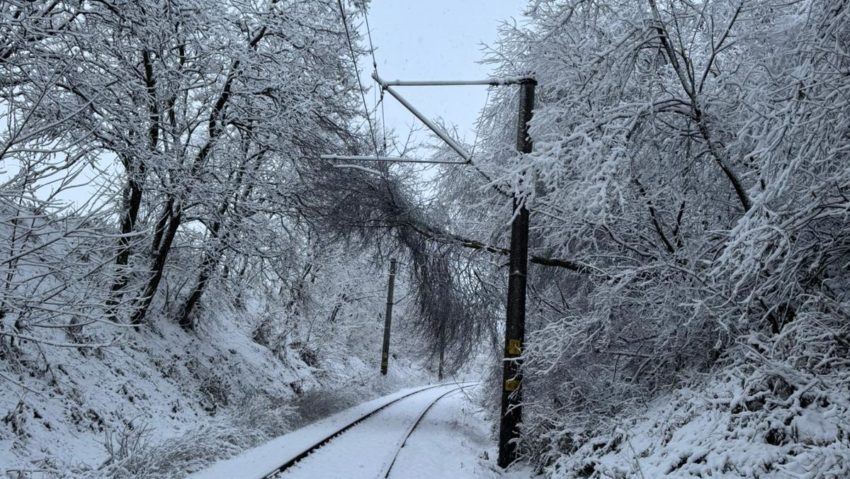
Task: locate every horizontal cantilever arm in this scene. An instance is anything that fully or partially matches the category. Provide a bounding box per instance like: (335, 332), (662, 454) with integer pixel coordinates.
(320, 155), (467, 164)
(378, 77), (535, 87)
(319, 74), (536, 165)
(372, 71), (472, 162)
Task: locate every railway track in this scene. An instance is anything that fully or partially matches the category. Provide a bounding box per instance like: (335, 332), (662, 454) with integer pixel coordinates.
(379, 385), (468, 478)
(267, 382), (475, 479)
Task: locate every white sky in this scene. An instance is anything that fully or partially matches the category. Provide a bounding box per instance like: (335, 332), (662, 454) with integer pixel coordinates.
(360, 1), (527, 154)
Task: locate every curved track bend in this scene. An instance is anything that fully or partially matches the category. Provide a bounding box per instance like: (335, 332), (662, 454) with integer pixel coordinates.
(269, 382), (474, 479)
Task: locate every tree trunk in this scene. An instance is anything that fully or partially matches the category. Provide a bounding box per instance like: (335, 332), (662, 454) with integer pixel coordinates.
(108, 49), (158, 315)
(175, 223), (222, 329)
(128, 24), (269, 326)
(130, 205), (182, 325)
(175, 145), (264, 327)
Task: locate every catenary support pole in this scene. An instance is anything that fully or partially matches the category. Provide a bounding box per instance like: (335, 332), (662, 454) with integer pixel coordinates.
(380, 258), (397, 375)
(437, 326), (445, 381)
(498, 78), (536, 468)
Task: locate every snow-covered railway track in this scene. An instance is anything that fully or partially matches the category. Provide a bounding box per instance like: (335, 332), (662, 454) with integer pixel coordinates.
(269, 383), (474, 479)
(379, 385), (468, 478)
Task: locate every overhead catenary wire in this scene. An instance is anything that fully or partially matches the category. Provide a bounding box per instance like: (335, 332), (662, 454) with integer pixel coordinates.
(362, 6), (389, 153)
(467, 87), (490, 163)
(362, 4), (379, 71)
(468, 87), (514, 198)
(336, 0), (380, 159)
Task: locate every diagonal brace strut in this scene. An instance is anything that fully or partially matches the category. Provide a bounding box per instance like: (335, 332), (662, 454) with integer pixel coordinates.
(372, 71), (472, 162)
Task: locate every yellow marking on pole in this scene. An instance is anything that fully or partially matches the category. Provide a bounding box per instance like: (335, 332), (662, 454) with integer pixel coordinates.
(504, 378), (520, 392)
(507, 339), (522, 356)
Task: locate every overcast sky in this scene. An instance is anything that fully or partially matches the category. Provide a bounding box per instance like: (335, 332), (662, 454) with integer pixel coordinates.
(359, 1), (527, 156)
(6, 2), (529, 205)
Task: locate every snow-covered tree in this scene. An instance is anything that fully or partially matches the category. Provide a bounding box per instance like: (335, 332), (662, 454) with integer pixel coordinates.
(437, 0), (850, 469)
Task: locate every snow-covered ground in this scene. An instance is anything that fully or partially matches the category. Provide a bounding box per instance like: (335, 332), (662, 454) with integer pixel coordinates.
(543, 368), (850, 478)
(0, 296), (432, 478)
(192, 382), (531, 479)
(389, 388), (503, 479)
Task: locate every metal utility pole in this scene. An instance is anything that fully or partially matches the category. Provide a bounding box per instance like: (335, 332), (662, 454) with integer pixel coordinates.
(380, 258), (397, 375)
(498, 78), (536, 468)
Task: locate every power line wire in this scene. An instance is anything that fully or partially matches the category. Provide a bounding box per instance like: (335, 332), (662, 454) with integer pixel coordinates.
(467, 87), (490, 163)
(362, 7), (378, 71)
(336, 0), (380, 158)
(361, 6), (388, 153)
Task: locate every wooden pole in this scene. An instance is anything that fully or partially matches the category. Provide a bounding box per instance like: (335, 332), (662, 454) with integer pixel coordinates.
(380, 258), (397, 375)
(498, 78), (536, 468)
(437, 326), (445, 381)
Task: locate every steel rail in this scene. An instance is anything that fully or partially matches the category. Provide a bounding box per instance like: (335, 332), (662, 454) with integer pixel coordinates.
(380, 384), (474, 478)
